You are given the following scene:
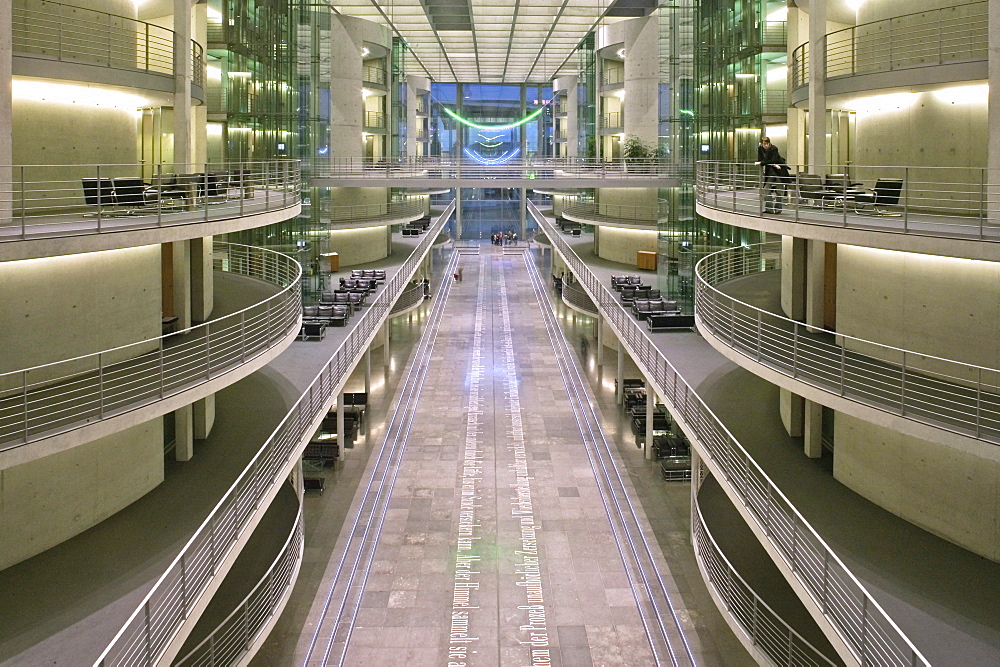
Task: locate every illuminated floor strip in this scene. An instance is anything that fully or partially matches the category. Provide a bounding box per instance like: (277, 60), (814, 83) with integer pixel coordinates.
(301, 250), (461, 667)
(521, 251), (698, 667)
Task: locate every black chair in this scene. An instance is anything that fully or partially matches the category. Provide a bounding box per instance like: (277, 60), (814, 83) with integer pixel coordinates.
(795, 173), (836, 208)
(111, 177), (152, 214)
(82, 178), (117, 216)
(847, 179), (904, 216)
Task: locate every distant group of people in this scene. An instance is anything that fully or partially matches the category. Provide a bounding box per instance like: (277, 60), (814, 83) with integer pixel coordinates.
(491, 232), (517, 246)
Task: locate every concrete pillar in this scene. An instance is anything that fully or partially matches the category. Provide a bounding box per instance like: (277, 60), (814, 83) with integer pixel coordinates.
(190, 236), (213, 323)
(387, 224), (393, 251)
(0, 0), (11, 223)
(172, 240), (192, 330)
(173, 0), (192, 169)
(455, 187), (463, 238)
(780, 387), (805, 437)
(616, 342), (625, 405)
(520, 188), (527, 239)
(193, 395), (215, 439)
(554, 75), (579, 158)
(364, 347), (371, 395)
(805, 239), (825, 331)
(807, 0), (827, 172)
(336, 394), (345, 461)
(383, 320), (391, 373)
(781, 236), (807, 321)
(596, 312), (604, 368)
(804, 399), (823, 458)
(645, 380), (654, 460)
(329, 15), (364, 158)
(175, 404), (194, 461)
(623, 16), (660, 147)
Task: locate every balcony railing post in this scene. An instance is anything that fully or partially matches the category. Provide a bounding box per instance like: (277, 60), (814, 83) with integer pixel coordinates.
(145, 23), (150, 70)
(19, 166), (26, 237)
(96, 164), (103, 232)
(159, 342), (165, 397)
(900, 352), (907, 415)
(98, 352), (105, 418)
(144, 601), (154, 664)
(22, 370), (29, 443)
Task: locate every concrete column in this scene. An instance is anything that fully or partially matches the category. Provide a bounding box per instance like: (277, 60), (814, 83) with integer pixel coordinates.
(175, 404), (194, 461)
(172, 240), (192, 329)
(623, 16), (660, 147)
(193, 395), (215, 439)
(807, 0), (827, 172)
(596, 312), (604, 368)
(645, 380), (654, 460)
(554, 75), (579, 158)
(336, 394), (345, 461)
(364, 347), (371, 395)
(387, 224), (393, 251)
(383, 320), (390, 373)
(329, 15), (364, 158)
(173, 0), (192, 169)
(781, 236), (807, 321)
(804, 399), (823, 458)
(616, 342), (625, 405)
(0, 0), (11, 223)
(190, 236), (213, 323)
(780, 387), (805, 437)
(520, 188), (527, 239)
(805, 239), (825, 331)
(455, 187), (463, 238)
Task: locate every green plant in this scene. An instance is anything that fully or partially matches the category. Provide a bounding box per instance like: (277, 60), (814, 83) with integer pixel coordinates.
(621, 134), (654, 160)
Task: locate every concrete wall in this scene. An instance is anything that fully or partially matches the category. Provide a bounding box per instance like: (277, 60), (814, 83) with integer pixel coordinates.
(835, 413), (1000, 562)
(0, 418), (163, 570)
(597, 187), (658, 221)
(0, 246), (162, 388)
(327, 226), (389, 267)
(836, 245), (1000, 379)
(595, 227), (657, 265)
(622, 15), (659, 147)
(327, 187), (387, 220)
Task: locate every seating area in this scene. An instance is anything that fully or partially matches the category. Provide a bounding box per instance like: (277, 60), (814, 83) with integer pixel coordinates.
(555, 217), (582, 235)
(792, 173), (903, 215)
(401, 218), (431, 236)
(610, 274), (685, 326)
(81, 170), (253, 215)
(300, 270), (386, 340)
(617, 379), (692, 480)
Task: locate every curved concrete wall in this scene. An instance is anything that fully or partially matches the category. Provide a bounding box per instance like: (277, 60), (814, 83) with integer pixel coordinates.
(0, 418), (163, 570)
(595, 226), (657, 265)
(327, 226), (390, 266)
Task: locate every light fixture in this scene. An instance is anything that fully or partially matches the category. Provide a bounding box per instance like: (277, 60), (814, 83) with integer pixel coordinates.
(229, 71), (251, 77)
(13, 80), (147, 109)
(362, 88), (372, 98)
(443, 106), (546, 131)
(462, 147), (521, 165)
(843, 92), (920, 114)
(207, 65), (222, 80)
(735, 73), (756, 79)
(766, 66), (787, 84)
(361, 46), (370, 58)
(846, 0), (865, 11)
(615, 90), (626, 99)
(206, 6), (222, 20)
(766, 7), (787, 21)
(931, 84), (988, 105)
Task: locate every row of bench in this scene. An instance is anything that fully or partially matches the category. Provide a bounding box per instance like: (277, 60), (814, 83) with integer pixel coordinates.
(618, 379), (692, 481)
(611, 274), (694, 331)
(303, 392), (369, 493)
(301, 270), (388, 340)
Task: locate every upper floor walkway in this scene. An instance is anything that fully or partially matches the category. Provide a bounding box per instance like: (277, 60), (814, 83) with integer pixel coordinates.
(309, 157), (684, 189)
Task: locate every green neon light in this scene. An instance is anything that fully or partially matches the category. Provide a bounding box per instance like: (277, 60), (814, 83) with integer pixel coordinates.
(443, 105), (546, 130)
(680, 109), (694, 116)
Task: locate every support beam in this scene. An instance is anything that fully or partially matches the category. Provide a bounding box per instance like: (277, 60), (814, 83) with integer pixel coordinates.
(173, 0), (192, 169)
(383, 320), (391, 374)
(337, 395), (345, 461)
(190, 236), (213, 323)
(645, 379), (654, 460)
(364, 347), (371, 395)
(175, 404), (194, 461)
(596, 312), (604, 368)
(780, 387), (805, 438)
(804, 399), (824, 458)
(807, 0), (827, 172)
(193, 395), (215, 439)
(171, 240), (192, 330)
(616, 343), (625, 405)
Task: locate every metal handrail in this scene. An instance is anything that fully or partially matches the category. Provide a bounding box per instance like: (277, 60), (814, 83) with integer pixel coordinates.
(93, 201), (455, 667)
(311, 156), (681, 180)
(602, 66), (624, 86)
(601, 111), (624, 129)
(692, 498), (837, 666)
(0, 242), (302, 449)
(363, 65), (387, 85)
(173, 500), (303, 666)
(562, 199), (668, 224)
(695, 161), (1000, 244)
(12, 1), (206, 85)
(363, 111), (386, 128)
(0, 160), (301, 244)
(694, 242), (1000, 444)
(528, 200), (928, 667)
(790, 42), (809, 90)
(389, 282), (426, 314)
(321, 199), (425, 223)
(791, 2), (987, 89)
(561, 281), (597, 314)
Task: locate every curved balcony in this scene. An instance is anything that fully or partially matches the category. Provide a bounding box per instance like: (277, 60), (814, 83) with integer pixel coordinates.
(0, 160), (301, 261)
(692, 492), (838, 666)
(560, 280), (597, 316)
(528, 201), (927, 667)
(563, 199), (666, 229)
(0, 243), (301, 464)
(601, 66), (624, 87)
(363, 110), (387, 131)
(389, 282), (427, 316)
(696, 161), (1000, 261)
(694, 242), (1000, 446)
(319, 199), (425, 229)
(601, 111), (624, 132)
(94, 202), (455, 667)
(12, 0), (206, 94)
(174, 498), (303, 667)
(362, 64), (387, 87)
(790, 2), (987, 99)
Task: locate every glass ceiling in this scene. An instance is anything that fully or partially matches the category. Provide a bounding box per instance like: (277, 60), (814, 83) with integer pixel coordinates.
(329, 0), (620, 83)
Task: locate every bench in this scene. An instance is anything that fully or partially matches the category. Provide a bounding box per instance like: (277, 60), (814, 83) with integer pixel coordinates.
(647, 314), (695, 332)
(304, 476), (326, 494)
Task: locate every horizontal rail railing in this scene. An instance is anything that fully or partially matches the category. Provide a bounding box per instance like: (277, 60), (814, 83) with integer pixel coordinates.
(528, 200), (928, 667)
(320, 199), (425, 223)
(792, 2), (987, 89)
(602, 67), (624, 86)
(692, 498), (838, 666)
(310, 156), (682, 180)
(561, 281), (597, 314)
(791, 42), (809, 90)
(174, 500), (303, 667)
(0, 160), (301, 244)
(694, 242), (1000, 444)
(563, 199), (668, 224)
(93, 200), (455, 667)
(12, 0), (206, 85)
(696, 161), (1000, 244)
(601, 111), (624, 129)
(0, 242), (302, 449)
(389, 283), (426, 315)
(362, 65), (386, 85)
(363, 111), (386, 128)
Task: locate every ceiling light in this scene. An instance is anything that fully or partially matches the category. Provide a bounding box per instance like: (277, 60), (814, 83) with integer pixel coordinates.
(846, 0), (865, 10)
(615, 90), (626, 99)
(735, 73), (756, 79)
(932, 84), (988, 105)
(766, 7), (787, 21)
(229, 71), (251, 77)
(13, 80), (147, 109)
(616, 48), (626, 59)
(206, 6), (222, 20)
(766, 66), (787, 83)
(361, 47), (370, 58)
(207, 65), (222, 80)
(842, 92), (919, 114)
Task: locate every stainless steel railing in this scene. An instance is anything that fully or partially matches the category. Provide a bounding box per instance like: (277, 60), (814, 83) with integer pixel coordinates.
(311, 156), (681, 180)
(0, 242), (302, 450)
(696, 161), (1000, 244)
(601, 111), (624, 129)
(561, 281), (597, 315)
(528, 201), (928, 667)
(389, 282), (427, 315)
(363, 111), (386, 129)
(692, 496), (837, 666)
(602, 67), (624, 86)
(791, 2), (987, 89)
(0, 160), (301, 244)
(694, 242), (1000, 444)
(12, 0), (206, 86)
(362, 65), (387, 85)
(173, 499), (303, 667)
(93, 201), (455, 667)
(320, 199), (425, 223)
(562, 199), (668, 225)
